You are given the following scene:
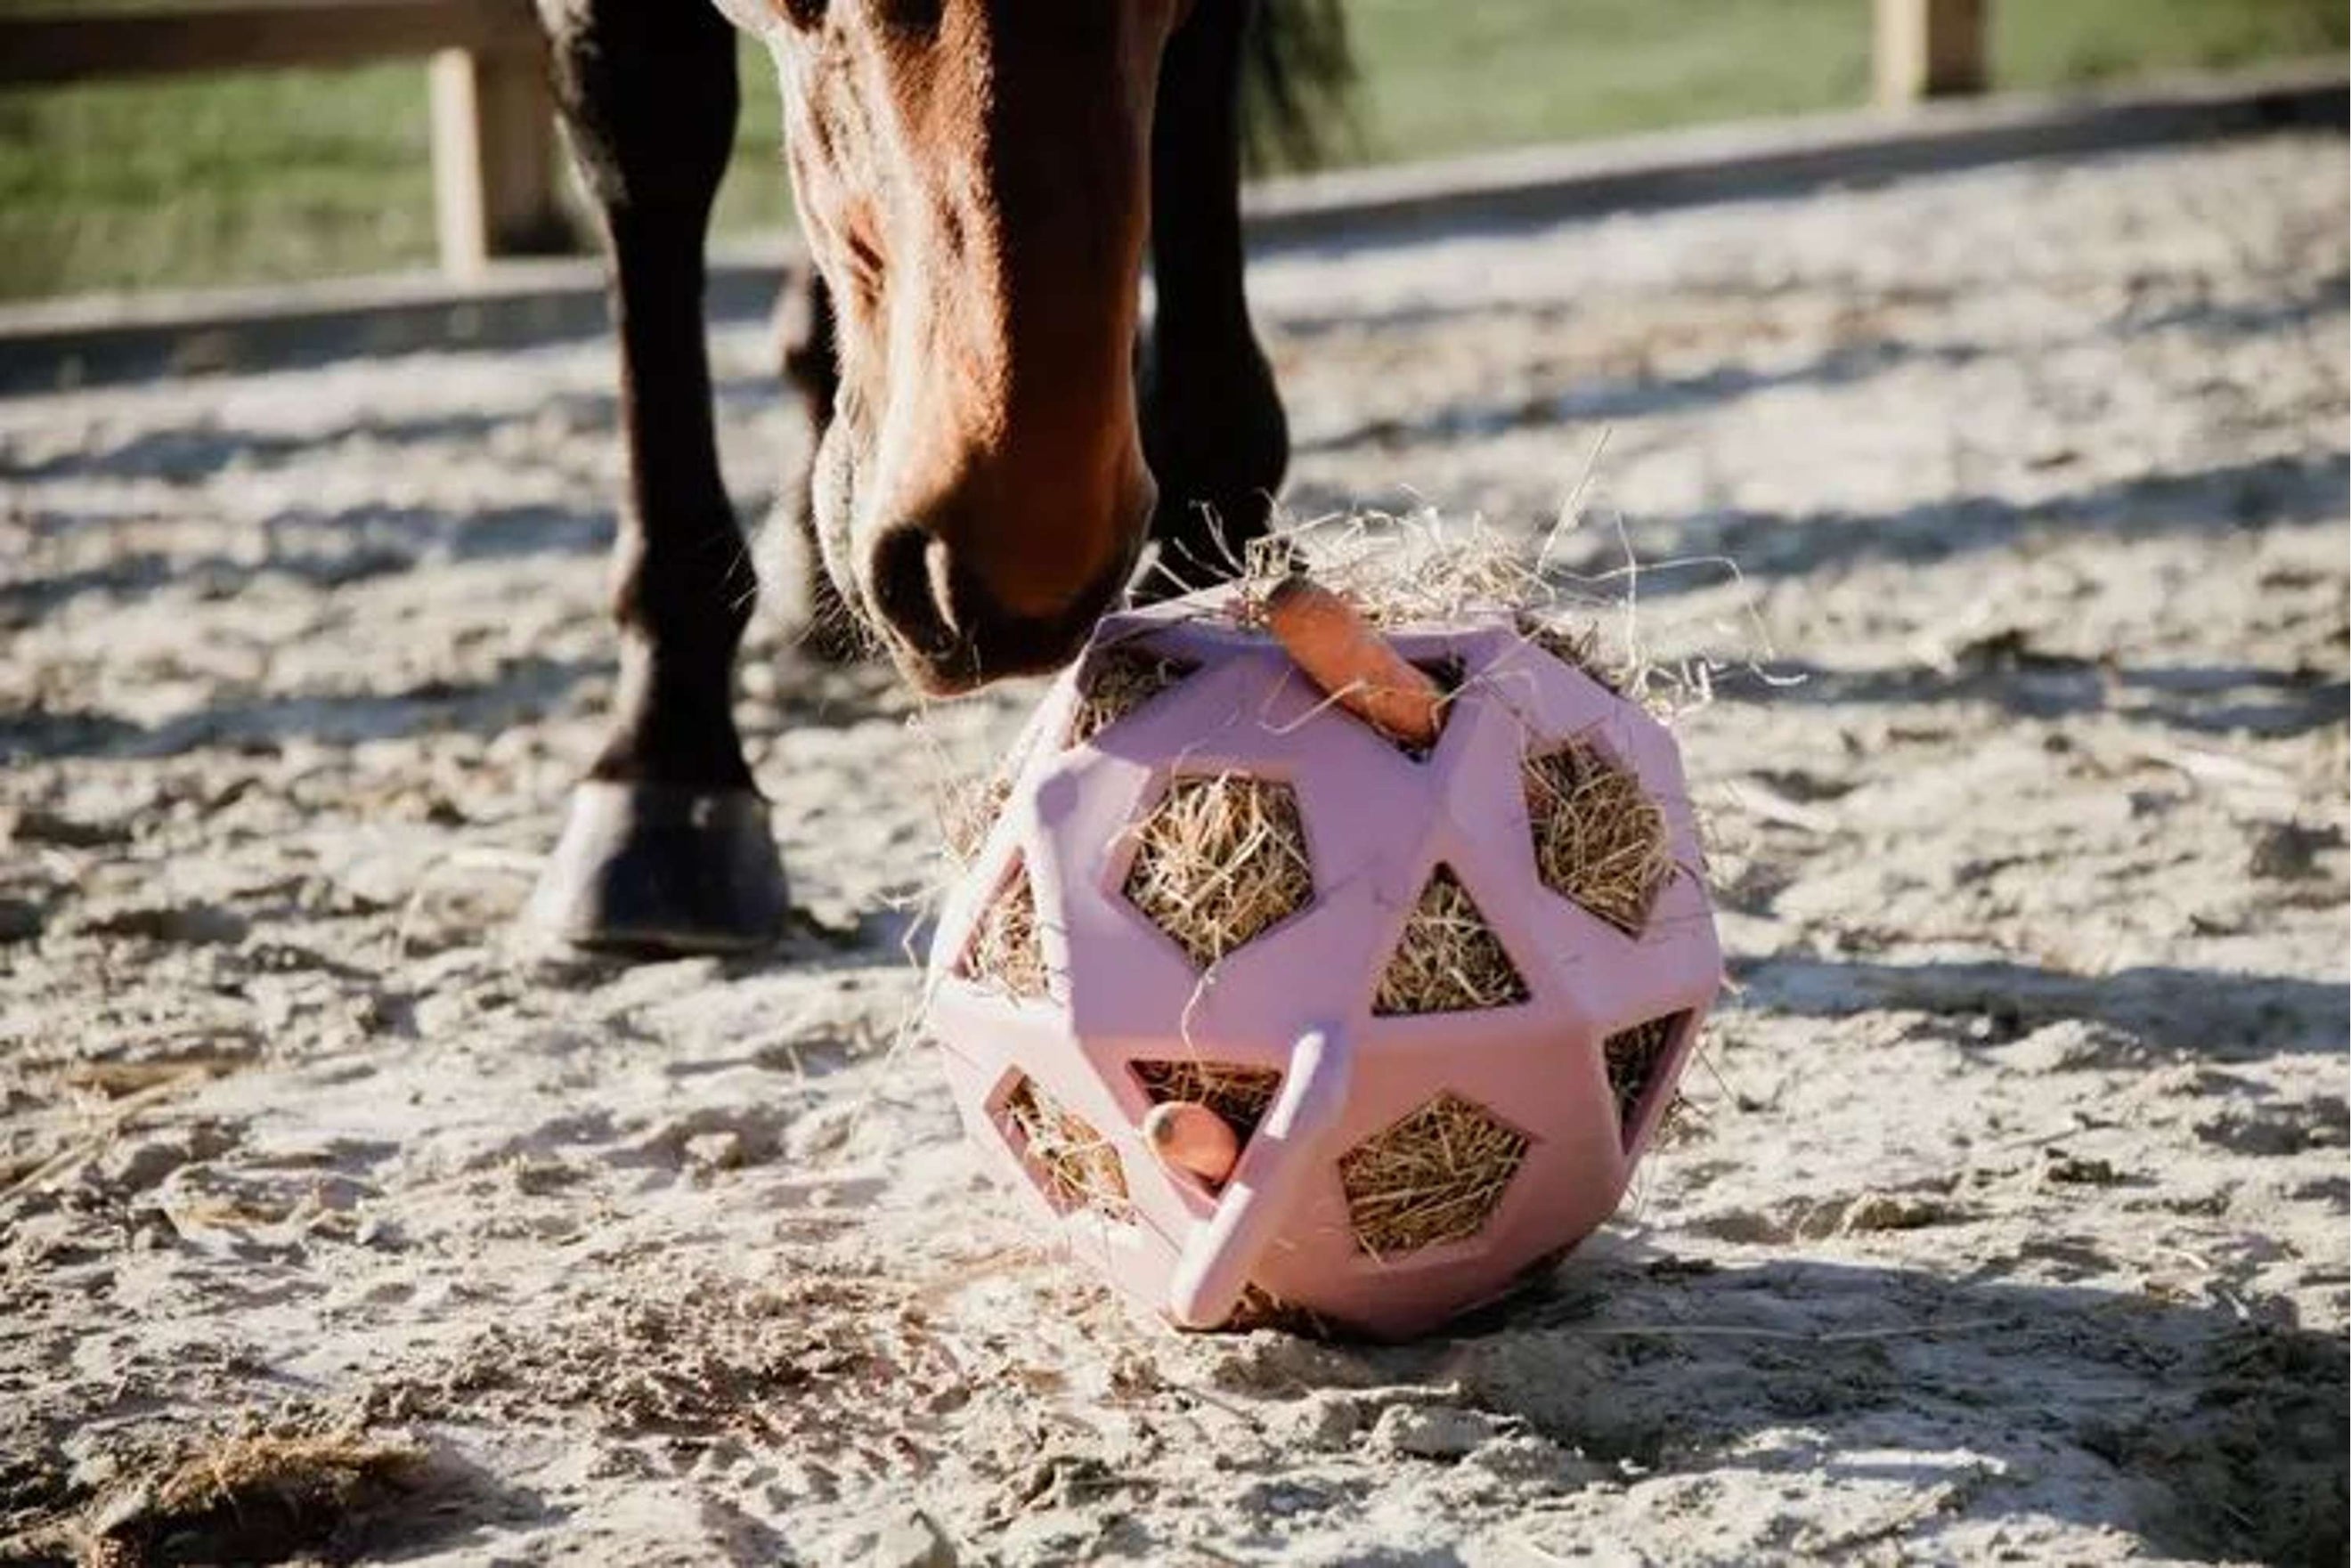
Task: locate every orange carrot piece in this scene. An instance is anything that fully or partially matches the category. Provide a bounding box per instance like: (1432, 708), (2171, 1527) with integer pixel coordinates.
(1143, 1101), (1241, 1184)
(1265, 575), (1443, 748)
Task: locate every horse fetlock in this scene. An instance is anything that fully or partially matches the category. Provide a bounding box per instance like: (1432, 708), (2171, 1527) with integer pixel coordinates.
(589, 642), (755, 792)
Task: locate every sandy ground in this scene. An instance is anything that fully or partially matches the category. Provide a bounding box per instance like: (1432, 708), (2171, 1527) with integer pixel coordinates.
(3, 130), (2347, 1566)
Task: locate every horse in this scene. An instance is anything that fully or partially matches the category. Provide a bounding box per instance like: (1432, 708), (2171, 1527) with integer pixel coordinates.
(524, 0), (1352, 954)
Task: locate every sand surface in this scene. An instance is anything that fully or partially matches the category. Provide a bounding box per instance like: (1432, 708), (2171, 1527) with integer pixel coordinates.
(4, 130), (2347, 1565)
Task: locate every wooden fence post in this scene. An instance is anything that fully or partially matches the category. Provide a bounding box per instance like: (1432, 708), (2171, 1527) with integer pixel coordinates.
(429, 41), (567, 275)
(1875, 0), (1989, 108)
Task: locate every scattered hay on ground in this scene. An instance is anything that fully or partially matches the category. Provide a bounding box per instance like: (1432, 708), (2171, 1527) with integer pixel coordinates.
(83, 1430), (426, 1568)
(958, 860), (1048, 1000)
(1121, 776), (1314, 968)
(1223, 1283), (1334, 1336)
(1371, 866), (1529, 1015)
(1004, 1077), (1131, 1220)
(1338, 1093), (1531, 1258)
(1131, 1059), (1284, 1143)
(1070, 646), (1198, 745)
(1523, 738), (1672, 935)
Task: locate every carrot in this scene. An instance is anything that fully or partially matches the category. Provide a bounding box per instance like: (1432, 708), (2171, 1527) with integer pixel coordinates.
(1143, 1101), (1241, 1184)
(1264, 575), (1443, 749)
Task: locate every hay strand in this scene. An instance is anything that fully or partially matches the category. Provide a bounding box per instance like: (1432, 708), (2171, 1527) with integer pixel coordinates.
(1003, 1077), (1131, 1219)
(1517, 612), (1631, 696)
(1523, 738), (1672, 935)
(1371, 866), (1529, 1015)
(1338, 1093), (1530, 1258)
(1069, 646), (1198, 745)
(939, 774), (1012, 870)
(1121, 775), (1314, 968)
(959, 859), (1048, 1000)
(1603, 1011), (1686, 1141)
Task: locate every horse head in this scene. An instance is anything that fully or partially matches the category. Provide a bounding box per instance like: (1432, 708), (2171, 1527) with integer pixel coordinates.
(723, 0), (1189, 693)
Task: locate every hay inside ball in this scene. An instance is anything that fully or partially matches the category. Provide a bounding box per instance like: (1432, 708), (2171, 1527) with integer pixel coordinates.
(1119, 774), (1314, 969)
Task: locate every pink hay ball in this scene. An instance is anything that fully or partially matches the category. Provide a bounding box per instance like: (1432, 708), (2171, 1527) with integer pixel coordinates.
(924, 584), (1722, 1340)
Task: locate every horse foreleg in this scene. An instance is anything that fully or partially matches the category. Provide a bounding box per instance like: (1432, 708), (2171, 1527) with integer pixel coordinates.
(1139, 0), (1290, 596)
(525, 0), (789, 952)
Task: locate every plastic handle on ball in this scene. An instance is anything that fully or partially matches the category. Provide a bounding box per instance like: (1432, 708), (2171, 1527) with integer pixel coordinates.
(1167, 1025), (1353, 1329)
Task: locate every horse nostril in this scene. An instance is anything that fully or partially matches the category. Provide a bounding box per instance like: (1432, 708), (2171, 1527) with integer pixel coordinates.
(866, 516), (1122, 687)
(866, 524), (960, 658)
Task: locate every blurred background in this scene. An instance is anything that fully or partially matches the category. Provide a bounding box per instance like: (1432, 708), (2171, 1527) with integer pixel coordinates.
(0, 0), (2342, 302)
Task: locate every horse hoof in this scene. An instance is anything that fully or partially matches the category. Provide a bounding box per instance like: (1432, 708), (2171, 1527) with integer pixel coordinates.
(525, 781), (789, 955)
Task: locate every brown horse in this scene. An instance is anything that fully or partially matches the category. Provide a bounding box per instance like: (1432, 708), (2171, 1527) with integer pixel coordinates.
(525, 0), (1350, 953)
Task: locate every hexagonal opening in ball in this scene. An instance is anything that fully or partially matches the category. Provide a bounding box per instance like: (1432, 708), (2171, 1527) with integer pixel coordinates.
(1522, 734), (1672, 936)
(1119, 773), (1315, 969)
(1338, 1093), (1533, 1259)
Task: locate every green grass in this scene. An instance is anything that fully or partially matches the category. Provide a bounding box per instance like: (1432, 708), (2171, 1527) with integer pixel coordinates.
(0, 0), (2339, 300)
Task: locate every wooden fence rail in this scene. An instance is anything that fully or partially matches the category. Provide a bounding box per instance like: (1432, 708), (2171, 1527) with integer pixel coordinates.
(0, 0), (566, 277)
(0, 0), (1995, 280)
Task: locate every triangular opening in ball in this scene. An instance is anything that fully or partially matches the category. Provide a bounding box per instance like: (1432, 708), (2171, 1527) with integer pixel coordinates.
(957, 855), (1050, 1001)
(1371, 864), (1529, 1015)
(1068, 643), (1200, 747)
(1603, 1010), (1689, 1149)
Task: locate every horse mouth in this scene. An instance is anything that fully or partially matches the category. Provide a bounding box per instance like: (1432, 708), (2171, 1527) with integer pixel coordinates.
(881, 543), (1138, 698)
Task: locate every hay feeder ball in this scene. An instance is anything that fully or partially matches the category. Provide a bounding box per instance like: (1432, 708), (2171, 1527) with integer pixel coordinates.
(925, 577), (1721, 1339)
